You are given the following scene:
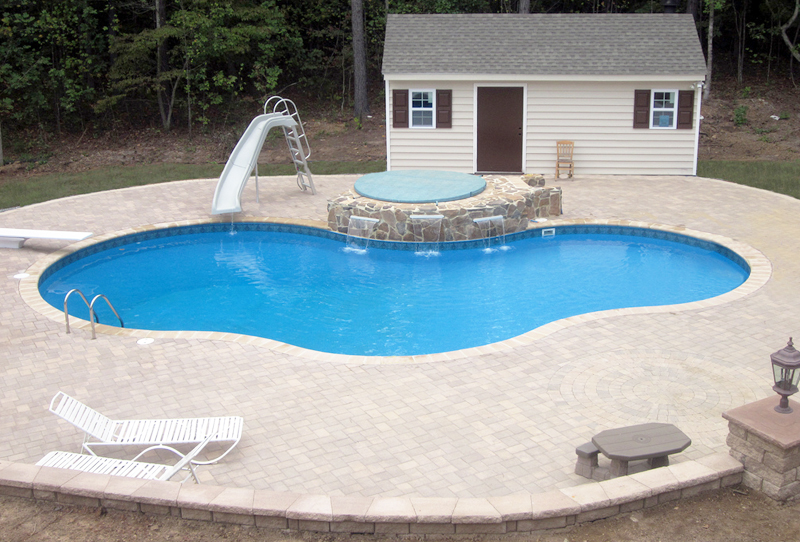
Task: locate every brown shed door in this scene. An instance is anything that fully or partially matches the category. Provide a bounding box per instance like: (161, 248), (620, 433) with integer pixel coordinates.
(476, 87), (524, 173)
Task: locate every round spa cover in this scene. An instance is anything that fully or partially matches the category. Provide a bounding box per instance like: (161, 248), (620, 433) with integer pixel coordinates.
(354, 170), (486, 203)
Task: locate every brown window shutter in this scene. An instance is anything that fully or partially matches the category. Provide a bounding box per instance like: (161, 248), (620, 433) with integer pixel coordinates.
(633, 89), (650, 129)
(392, 89), (408, 128)
(677, 90), (694, 129)
(436, 89), (452, 128)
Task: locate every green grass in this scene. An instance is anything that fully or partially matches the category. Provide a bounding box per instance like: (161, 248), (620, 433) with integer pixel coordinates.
(3, 158), (797, 209)
(697, 160), (800, 200)
(0, 160), (386, 209)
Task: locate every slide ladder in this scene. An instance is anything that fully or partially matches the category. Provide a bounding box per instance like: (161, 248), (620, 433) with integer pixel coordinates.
(211, 96), (315, 215)
(264, 96), (315, 194)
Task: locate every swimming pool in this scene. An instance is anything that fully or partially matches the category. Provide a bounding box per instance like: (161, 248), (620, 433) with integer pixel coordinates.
(38, 223), (749, 356)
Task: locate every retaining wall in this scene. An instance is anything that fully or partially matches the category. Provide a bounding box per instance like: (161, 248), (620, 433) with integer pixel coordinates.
(0, 454), (741, 534)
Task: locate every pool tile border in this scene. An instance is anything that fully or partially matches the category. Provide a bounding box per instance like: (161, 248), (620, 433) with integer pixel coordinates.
(19, 217), (771, 366)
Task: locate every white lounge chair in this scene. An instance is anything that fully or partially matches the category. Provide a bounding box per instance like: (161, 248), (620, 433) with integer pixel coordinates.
(36, 434), (214, 483)
(0, 228), (92, 249)
(49, 392), (243, 465)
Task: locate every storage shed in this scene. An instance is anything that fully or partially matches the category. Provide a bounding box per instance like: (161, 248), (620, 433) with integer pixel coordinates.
(382, 13), (707, 175)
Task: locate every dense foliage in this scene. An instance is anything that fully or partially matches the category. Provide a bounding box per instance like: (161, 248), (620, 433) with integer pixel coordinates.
(2, 0), (800, 140)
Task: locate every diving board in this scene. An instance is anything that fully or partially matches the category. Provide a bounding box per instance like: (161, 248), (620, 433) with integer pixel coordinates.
(0, 228), (92, 249)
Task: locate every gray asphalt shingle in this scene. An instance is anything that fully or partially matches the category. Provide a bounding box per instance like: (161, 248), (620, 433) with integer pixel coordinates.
(383, 13), (707, 77)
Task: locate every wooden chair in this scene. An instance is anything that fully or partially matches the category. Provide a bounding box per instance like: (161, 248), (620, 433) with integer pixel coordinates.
(555, 140), (574, 179)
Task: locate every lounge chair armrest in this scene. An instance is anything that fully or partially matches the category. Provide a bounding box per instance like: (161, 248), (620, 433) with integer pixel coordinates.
(49, 391), (67, 413)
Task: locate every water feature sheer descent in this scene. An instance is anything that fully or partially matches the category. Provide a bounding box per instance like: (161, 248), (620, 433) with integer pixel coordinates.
(410, 214), (444, 256)
(39, 225), (749, 357)
(473, 216), (507, 252)
(345, 216), (379, 253)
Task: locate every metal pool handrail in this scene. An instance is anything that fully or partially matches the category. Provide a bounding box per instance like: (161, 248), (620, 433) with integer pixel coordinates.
(64, 289), (124, 339)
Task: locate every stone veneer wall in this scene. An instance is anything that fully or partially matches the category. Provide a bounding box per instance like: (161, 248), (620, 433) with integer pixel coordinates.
(0, 454), (741, 534)
(327, 175), (562, 242)
(723, 397), (800, 501)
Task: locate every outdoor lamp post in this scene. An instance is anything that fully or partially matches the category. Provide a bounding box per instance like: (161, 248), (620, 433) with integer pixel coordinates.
(771, 338), (800, 414)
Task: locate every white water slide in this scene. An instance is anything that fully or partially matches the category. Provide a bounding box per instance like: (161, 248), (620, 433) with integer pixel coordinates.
(211, 113), (298, 215)
(212, 97), (316, 215)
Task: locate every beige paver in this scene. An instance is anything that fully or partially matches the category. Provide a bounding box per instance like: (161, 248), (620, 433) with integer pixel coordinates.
(0, 173), (794, 498)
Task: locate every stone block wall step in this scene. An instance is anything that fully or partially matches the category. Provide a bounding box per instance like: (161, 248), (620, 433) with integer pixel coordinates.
(0, 454), (743, 534)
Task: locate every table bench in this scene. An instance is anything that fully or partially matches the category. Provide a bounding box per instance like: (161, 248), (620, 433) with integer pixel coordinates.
(0, 228), (93, 249)
(575, 423), (691, 479)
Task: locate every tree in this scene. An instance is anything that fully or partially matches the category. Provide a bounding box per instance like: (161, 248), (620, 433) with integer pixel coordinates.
(0, 0), (108, 134)
(519, 0), (531, 12)
(732, 0), (750, 84)
(687, 0), (700, 21)
(102, 12), (182, 131)
(352, 0), (370, 120)
(772, 0), (800, 63)
(705, 0), (727, 99)
(155, 0), (171, 130)
(103, 0), (293, 131)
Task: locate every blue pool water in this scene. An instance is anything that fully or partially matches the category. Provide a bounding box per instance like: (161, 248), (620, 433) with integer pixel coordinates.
(39, 224), (749, 356)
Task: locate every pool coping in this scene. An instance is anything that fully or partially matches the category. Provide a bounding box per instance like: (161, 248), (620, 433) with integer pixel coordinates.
(0, 452), (743, 533)
(19, 217), (772, 366)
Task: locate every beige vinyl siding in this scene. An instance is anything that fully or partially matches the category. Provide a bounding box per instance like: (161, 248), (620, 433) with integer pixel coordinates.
(389, 81), (474, 172)
(387, 79), (699, 175)
(526, 81), (697, 175)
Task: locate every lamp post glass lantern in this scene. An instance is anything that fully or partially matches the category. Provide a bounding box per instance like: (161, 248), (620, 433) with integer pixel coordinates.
(771, 338), (800, 414)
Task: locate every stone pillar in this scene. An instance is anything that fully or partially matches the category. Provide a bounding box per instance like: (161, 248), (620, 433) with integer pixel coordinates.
(723, 397), (800, 501)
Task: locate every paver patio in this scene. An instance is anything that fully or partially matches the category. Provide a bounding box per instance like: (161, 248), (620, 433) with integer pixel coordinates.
(0, 173), (795, 498)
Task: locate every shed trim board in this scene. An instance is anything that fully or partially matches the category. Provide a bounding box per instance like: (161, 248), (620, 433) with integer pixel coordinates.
(386, 73), (706, 83)
(385, 80), (392, 170)
(385, 79), (703, 176)
(692, 86), (703, 175)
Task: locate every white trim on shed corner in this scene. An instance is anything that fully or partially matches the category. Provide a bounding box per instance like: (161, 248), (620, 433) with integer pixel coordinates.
(522, 84), (529, 173)
(472, 82), (528, 174)
(692, 80), (704, 176)
(385, 80), (392, 171)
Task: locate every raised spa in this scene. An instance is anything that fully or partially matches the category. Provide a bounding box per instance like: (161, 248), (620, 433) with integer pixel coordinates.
(39, 224), (749, 356)
(354, 170), (486, 203)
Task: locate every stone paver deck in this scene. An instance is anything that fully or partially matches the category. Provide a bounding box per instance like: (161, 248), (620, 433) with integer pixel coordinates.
(0, 173), (795, 498)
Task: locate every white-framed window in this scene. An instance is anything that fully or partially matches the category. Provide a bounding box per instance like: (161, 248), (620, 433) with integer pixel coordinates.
(650, 90), (677, 129)
(410, 89), (435, 128)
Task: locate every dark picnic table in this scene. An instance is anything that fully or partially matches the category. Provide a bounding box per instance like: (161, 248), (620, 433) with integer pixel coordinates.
(591, 422), (691, 477)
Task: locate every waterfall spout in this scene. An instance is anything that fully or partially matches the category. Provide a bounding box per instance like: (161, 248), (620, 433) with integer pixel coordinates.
(345, 216), (380, 253)
(410, 214), (444, 256)
(473, 215), (508, 253)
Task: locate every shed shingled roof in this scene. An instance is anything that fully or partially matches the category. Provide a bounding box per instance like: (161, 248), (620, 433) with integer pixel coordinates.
(382, 13), (707, 77)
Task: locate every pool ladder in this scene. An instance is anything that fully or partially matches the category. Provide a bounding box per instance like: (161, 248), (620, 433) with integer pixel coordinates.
(262, 95), (315, 195)
(64, 289), (124, 339)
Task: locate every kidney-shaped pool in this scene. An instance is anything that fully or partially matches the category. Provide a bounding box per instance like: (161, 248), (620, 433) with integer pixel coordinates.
(38, 223), (749, 356)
